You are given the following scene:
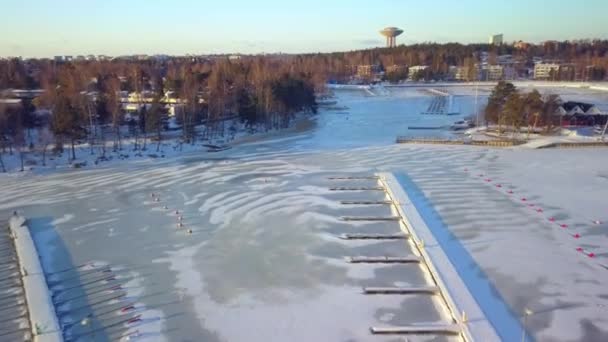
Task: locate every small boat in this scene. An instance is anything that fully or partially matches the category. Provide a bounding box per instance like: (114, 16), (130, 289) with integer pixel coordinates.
(205, 144), (232, 152)
(450, 120), (474, 131)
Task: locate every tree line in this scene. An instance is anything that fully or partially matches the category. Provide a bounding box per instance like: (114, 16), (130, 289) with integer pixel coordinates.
(2, 39), (608, 169)
(484, 81), (562, 133)
(292, 40), (608, 82)
(0, 56), (318, 169)
(3, 40), (608, 90)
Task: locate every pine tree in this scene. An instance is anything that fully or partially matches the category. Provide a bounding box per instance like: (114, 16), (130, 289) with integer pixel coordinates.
(485, 81), (517, 125)
(51, 85), (86, 161)
(146, 86), (165, 152)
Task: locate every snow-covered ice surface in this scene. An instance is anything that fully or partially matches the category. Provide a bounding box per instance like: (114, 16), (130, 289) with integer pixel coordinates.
(1, 85), (608, 341)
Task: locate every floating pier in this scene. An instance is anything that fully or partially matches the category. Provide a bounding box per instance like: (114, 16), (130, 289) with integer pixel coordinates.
(340, 201), (392, 205)
(329, 187), (385, 191)
(345, 256), (421, 264)
(341, 216), (400, 222)
(363, 286), (439, 295)
(328, 176), (380, 180)
(340, 200), (392, 205)
(339, 233), (408, 240)
(370, 325), (462, 335)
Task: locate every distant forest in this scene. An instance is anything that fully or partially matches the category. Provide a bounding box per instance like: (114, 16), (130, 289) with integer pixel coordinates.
(3, 39), (608, 89)
(314, 39), (608, 81)
(1, 40), (608, 167)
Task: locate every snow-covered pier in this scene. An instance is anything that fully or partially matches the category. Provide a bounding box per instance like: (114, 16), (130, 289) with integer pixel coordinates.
(0, 218), (32, 341)
(329, 175), (486, 340)
(380, 172), (522, 341)
(8, 215), (63, 342)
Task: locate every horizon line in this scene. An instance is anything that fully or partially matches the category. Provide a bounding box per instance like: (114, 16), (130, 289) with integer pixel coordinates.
(4, 37), (608, 60)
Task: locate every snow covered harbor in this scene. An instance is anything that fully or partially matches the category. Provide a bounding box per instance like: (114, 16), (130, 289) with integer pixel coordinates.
(1, 85), (608, 341)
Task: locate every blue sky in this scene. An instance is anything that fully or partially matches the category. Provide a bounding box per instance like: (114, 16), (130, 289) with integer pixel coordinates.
(2, 0), (607, 57)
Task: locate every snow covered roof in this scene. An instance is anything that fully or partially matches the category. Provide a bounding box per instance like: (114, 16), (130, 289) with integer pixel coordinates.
(585, 106), (603, 115)
(568, 106), (585, 115)
(558, 101), (608, 116)
(562, 101), (593, 112)
(589, 105), (608, 116)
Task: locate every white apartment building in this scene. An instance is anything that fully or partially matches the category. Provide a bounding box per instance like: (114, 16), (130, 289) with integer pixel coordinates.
(407, 65), (429, 79)
(489, 34), (503, 45)
(484, 65), (504, 81)
(534, 63), (560, 79)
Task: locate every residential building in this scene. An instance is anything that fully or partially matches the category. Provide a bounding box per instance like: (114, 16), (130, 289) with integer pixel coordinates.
(482, 65), (504, 81)
(503, 66), (517, 80)
(449, 66), (471, 81)
(489, 34), (503, 46)
(559, 64), (576, 81)
(356, 64), (381, 78)
(385, 64), (407, 74)
(497, 55), (514, 65)
(534, 63), (560, 80)
(121, 91), (187, 117)
(559, 101), (608, 126)
(407, 65), (429, 80)
(583, 65), (607, 81)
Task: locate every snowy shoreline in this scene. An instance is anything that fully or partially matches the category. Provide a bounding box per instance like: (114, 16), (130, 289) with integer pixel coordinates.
(0, 112), (317, 175)
(329, 81), (608, 92)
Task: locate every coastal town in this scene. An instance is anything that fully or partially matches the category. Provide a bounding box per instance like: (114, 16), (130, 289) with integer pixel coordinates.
(1, 2), (608, 342)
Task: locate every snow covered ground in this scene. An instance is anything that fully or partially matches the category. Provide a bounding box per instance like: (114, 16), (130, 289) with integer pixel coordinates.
(0, 114), (315, 174)
(1, 85), (608, 341)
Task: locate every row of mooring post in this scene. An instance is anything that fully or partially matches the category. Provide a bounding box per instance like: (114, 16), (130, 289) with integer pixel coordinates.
(466, 168), (604, 260)
(150, 192), (193, 235)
